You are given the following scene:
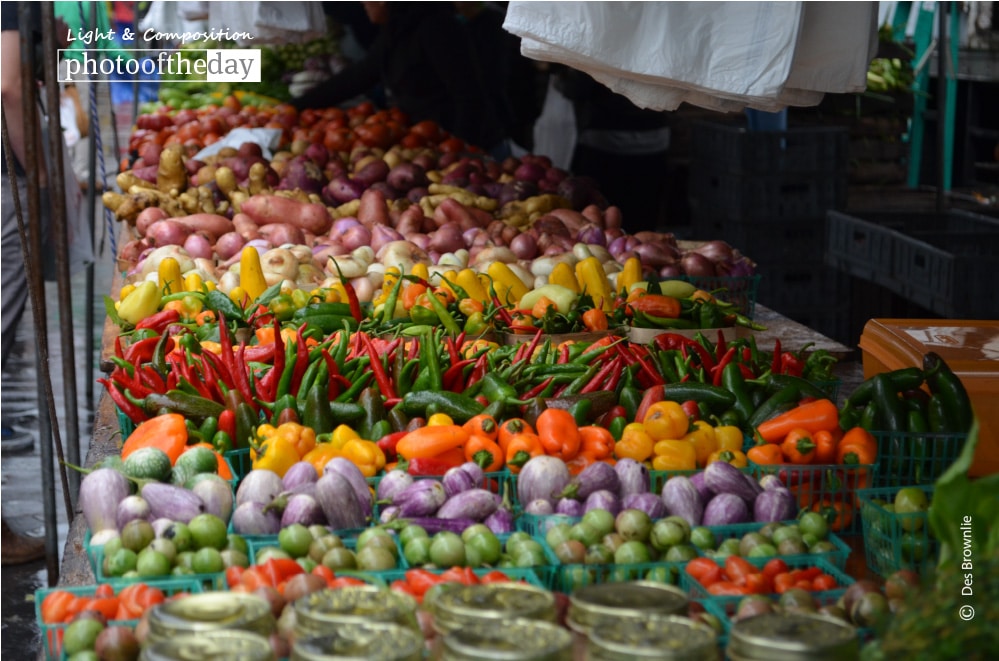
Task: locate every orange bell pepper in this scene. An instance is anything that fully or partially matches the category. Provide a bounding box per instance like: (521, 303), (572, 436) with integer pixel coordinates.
(780, 428), (817, 464)
(536, 408), (580, 461)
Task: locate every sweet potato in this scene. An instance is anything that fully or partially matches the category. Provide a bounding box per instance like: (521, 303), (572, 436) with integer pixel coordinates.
(357, 188), (390, 229)
(232, 213), (261, 241)
(240, 194), (332, 235)
(258, 222), (305, 247)
(136, 207), (170, 236)
(171, 213), (234, 240)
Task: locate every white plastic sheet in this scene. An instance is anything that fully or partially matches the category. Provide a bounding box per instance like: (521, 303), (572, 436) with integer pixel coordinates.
(207, 2), (326, 45)
(504, 2), (878, 112)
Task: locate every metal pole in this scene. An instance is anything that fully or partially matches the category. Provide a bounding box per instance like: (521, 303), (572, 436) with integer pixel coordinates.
(42, 3), (83, 507)
(16, 4), (59, 586)
(936, 2), (948, 212)
(85, 1), (98, 419)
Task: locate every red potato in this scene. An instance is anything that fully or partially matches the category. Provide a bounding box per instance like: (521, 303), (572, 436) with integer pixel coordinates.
(172, 213), (235, 240)
(240, 195), (333, 235)
(145, 219), (193, 247)
(547, 208), (587, 235)
(604, 206), (623, 230)
(132, 165), (159, 183)
(434, 198), (480, 231)
(357, 188), (390, 229)
(394, 205), (425, 237)
(232, 213), (261, 241)
(214, 232), (246, 260)
(466, 206), (493, 228)
(136, 207), (170, 235)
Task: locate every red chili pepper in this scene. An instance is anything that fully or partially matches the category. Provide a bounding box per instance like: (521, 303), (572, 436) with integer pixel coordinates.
(360, 333), (397, 399)
(201, 350), (232, 390)
(711, 346), (738, 387)
(138, 364), (168, 393)
(467, 353), (489, 387)
(716, 329), (728, 359)
(114, 336), (125, 360)
(377, 431), (407, 463)
(233, 342), (258, 414)
(491, 295), (515, 327)
(739, 363), (756, 380)
(199, 354), (223, 401)
(771, 338), (782, 375)
(256, 320), (285, 402)
(604, 358), (626, 392)
(242, 344), (277, 363)
(506, 324), (538, 333)
(444, 335), (461, 367)
(100, 378), (148, 423)
(166, 370), (179, 391)
(558, 343), (570, 364)
(289, 326), (309, 396)
(218, 409), (236, 440)
(687, 342), (716, 371)
(580, 356), (621, 394)
(780, 351), (805, 377)
(742, 347), (753, 364)
(407, 337), (420, 361)
(123, 337), (161, 365)
(135, 308), (181, 333)
(634, 384), (666, 423)
(443, 359), (475, 391)
(405, 453), (465, 476)
(344, 281), (363, 324)
(320, 349), (340, 400)
(522, 376), (554, 400)
(595, 405), (627, 428)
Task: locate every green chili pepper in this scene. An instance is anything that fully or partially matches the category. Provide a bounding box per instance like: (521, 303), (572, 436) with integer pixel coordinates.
(334, 372), (373, 404)
(212, 430), (233, 454)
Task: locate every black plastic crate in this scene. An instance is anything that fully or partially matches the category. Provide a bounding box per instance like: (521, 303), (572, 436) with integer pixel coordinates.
(825, 209), (999, 318)
(690, 170), (848, 223)
(691, 217), (825, 263)
(691, 121), (849, 175)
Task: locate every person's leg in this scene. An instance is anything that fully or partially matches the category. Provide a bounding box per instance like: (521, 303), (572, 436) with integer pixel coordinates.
(1, 518), (45, 565)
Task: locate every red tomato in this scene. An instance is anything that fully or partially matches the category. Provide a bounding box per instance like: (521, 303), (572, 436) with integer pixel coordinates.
(685, 558), (724, 587)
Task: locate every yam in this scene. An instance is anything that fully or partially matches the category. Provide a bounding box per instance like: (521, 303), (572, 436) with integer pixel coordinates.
(240, 194), (332, 235)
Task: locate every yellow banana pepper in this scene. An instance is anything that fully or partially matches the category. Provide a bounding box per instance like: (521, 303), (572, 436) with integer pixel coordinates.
(548, 262), (580, 293)
(117, 280), (161, 325)
(341, 439), (386, 478)
(411, 262), (429, 282)
(183, 272), (204, 294)
(575, 256), (612, 310)
(456, 269), (489, 303)
(158, 257), (183, 295)
(239, 246), (267, 301)
(487, 262), (528, 306)
(616, 257), (642, 295)
(652, 439), (697, 471)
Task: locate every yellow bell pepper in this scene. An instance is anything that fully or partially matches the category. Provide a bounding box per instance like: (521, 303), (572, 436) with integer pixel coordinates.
(427, 413), (454, 427)
(239, 246), (267, 301)
(456, 269), (489, 304)
(575, 256), (612, 310)
(706, 449), (749, 469)
(229, 286), (248, 307)
(652, 439), (697, 471)
(487, 262), (529, 306)
(302, 443), (342, 475)
(615, 423), (654, 462)
(118, 283), (136, 302)
(548, 262), (580, 294)
(250, 434), (299, 477)
(715, 426), (745, 453)
(330, 424), (360, 450)
(117, 280), (161, 325)
(341, 439), (386, 478)
(685, 420), (719, 468)
(616, 257), (642, 295)
(272, 422), (316, 458)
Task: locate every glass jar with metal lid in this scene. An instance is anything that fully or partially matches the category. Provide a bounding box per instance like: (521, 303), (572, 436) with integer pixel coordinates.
(139, 629), (275, 661)
(587, 614), (719, 661)
(290, 622), (424, 661)
(144, 592), (276, 646)
(439, 618), (572, 661)
(566, 581), (688, 635)
(294, 586), (420, 637)
(727, 612), (858, 661)
(430, 582), (557, 637)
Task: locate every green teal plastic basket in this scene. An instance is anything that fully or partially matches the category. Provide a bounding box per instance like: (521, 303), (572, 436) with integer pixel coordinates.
(36, 577), (202, 661)
(748, 461), (878, 535)
(695, 520), (852, 570)
(92, 543), (227, 591)
(680, 555), (854, 619)
(224, 448), (252, 483)
(857, 484), (937, 577)
(677, 274), (761, 318)
(871, 431), (966, 487)
(539, 536), (685, 592)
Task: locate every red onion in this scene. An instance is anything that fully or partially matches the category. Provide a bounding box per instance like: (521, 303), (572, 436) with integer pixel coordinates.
(429, 224), (465, 254)
(370, 225), (403, 255)
(659, 264), (684, 278)
(533, 216), (570, 238)
(428, 250), (441, 264)
(543, 244), (565, 256)
(341, 225), (372, 252)
(183, 232), (213, 260)
(608, 236), (629, 259)
(463, 227), (484, 247)
(514, 161), (546, 183)
(499, 225), (519, 247)
(634, 243), (677, 268)
(409, 234), (430, 251)
(214, 232), (246, 261)
(692, 240), (735, 264)
(680, 252), (717, 277)
(510, 233), (538, 259)
(576, 224), (606, 247)
(331, 217), (361, 235)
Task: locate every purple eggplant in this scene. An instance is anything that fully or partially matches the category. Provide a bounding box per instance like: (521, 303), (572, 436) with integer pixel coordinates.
(151, 518), (174, 539)
(484, 508), (515, 534)
(236, 469), (284, 507)
(614, 459), (651, 499)
(443, 466), (477, 499)
(689, 472), (714, 503)
(280, 493), (326, 528)
(525, 499), (555, 516)
(584, 490), (620, 515)
(393, 480), (447, 518)
(396, 517), (480, 535)
(81, 468), (132, 545)
(116, 495), (151, 530)
(621, 492), (667, 519)
(704, 462), (758, 503)
(231, 501), (281, 535)
(661, 476), (704, 527)
(379, 506), (401, 524)
(315, 471), (368, 530)
(141, 483), (205, 524)
(758, 474), (785, 491)
(436, 488), (499, 521)
(457, 462), (484, 487)
(191, 476), (234, 523)
(753, 487), (796, 523)
(282, 462), (319, 491)
(555, 498), (584, 517)
(561, 462), (620, 501)
(324, 457), (373, 515)
(517, 456), (571, 507)
(702, 492), (751, 526)
(376, 470), (414, 503)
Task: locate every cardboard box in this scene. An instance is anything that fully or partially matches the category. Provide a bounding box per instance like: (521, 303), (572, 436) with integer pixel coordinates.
(859, 319), (999, 477)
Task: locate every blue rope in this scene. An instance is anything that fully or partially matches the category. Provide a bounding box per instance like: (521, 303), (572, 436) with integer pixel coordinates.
(78, 1), (117, 258)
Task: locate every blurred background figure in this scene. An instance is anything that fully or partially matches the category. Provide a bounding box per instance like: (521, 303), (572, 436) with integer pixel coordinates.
(293, 2), (509, 157)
